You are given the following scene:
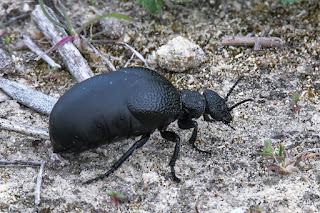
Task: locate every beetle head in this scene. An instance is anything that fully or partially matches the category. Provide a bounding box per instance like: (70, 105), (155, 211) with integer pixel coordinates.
(203, 76), (253, 126)
(180, 77), (252, 126)
(203, 90), (232, 124)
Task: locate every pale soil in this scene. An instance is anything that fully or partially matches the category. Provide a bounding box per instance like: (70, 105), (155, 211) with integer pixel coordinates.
(0, 0), (319, 212)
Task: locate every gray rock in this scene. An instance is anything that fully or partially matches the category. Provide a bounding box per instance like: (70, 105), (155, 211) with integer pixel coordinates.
(156, 36), (206, 72)
(100, 17), (125, 39)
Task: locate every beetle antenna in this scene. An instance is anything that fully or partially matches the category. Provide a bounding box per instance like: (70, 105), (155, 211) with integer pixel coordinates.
(229, 99), (253, 111)
(225, 76), (244, 101)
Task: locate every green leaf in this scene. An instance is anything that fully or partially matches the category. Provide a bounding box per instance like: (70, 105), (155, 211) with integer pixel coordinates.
(278, 144), (283, 157)
(255, 205), (262, 211)
(265, 146), (272, 153)
(292, 94), (299, 102)
(108, 190), (124, 199)
(137, 0), (163, 13)
(89, 0), (97, 5)
(264, 140), (272, 153)
(257, 152), (273, 157)
(3, 35), (10, 44)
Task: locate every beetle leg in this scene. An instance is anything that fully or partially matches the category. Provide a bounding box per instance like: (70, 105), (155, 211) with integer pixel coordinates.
(160, 131), (181, 182)
(203, 113), (213, 122)
(84, 133), (151, 184)
(178, 119), (211, 155)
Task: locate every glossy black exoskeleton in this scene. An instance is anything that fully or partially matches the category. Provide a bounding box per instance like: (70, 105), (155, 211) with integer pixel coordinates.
(49, 67), (252, 183)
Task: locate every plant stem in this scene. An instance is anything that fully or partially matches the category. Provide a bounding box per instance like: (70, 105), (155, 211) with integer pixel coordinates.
(38, 0), (70, 32)
(57, 0), (76, 35)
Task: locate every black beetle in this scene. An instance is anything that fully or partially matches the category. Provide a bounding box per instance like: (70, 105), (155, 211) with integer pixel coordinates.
(49, 67), (252, 183)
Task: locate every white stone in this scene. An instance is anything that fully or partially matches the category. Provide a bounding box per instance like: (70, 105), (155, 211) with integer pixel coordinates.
(156, 36), (206, 72)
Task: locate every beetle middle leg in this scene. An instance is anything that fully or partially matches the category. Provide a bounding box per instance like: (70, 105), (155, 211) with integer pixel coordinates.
(178, 119), (211, 155)
(160, 131), (182, 182)
(84, 133), (151, 184)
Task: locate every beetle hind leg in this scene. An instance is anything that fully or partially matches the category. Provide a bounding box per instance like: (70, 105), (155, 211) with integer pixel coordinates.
(84, 133), (151, 184)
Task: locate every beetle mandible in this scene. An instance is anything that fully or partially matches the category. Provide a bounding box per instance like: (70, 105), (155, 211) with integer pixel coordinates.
(49, 67), (252, 184)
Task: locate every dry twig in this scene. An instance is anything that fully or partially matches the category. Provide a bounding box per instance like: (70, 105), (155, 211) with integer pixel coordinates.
(88, 39), (149, 68)
(0, 76), (58, 115)
(221, 36), (283, 50)
(85, 39), (116, 71)
(3, 12), (31, 27)
(118, 41), (149, 68)
(0, 159), (46, 206)
(0, 118), (49, 140)
(34, 161), (46, 205)
(31, 5), (93, 82)
(22, 35), (61, 68)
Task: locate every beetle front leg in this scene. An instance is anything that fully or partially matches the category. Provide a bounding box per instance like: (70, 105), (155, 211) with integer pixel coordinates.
(160, 131), (181, 182)
(178, 119), (211, 155)
(84, 133), (151, 184)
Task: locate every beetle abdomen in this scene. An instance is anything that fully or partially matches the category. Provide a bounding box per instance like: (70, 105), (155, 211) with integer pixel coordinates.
(49, 67), (182, 153)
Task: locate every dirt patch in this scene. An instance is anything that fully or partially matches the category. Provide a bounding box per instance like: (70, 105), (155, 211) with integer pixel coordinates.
(0, 0), (320, 212)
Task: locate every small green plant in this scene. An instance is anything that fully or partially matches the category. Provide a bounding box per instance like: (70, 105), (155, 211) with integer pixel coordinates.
(108, 190), (124, 206)
(37, 0), (131, 55)
(249, 205), (262, 213)
(3, 35), (10, 44)
(258, 140), (320, 179)
(292, 93), (299, 111)
(137, 0), (192, 13)
(137, 0), (163, 13)
(1, 33), (11, 52)
(89, 0), (97, 5)
(39, 0), (130, 38)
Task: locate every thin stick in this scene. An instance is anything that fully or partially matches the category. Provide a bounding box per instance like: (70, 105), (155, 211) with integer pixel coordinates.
(88, 40), (149, 68)
(221, 36), (283, 50)
(22, 35), (61, 68)
(0, 118), (49, 140)
(0, 159), (44, 166)
(85, 39), (116, 71)
(124, 53), (135, 67)
(34, 161), (46, 205)
(3, 12), (31, 27)
(117, 42), (149, 68)
(0, 76), (58, 115)
(295, 148), (320, 159)
(195, 199), (200, 213)
(31, 5), (94, 82)
(0, 159), (46, 206)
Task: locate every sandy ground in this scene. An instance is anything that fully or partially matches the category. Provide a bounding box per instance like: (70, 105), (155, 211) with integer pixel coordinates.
(0, 0), (320, 212)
